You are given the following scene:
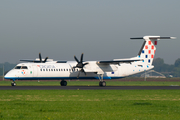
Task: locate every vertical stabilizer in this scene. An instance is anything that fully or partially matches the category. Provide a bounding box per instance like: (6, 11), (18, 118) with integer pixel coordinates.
(131, 36), (176, 65)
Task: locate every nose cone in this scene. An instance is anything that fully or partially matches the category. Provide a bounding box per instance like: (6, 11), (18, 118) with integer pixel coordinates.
(4, 70), (15, 79)
(4, 72), (10, 79)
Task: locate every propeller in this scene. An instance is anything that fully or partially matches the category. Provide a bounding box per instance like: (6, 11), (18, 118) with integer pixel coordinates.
(73, 53), (88, 78)
(39, 53), (48, 63)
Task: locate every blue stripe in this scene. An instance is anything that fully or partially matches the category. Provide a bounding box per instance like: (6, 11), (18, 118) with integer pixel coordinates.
(5, 76), (124, 80)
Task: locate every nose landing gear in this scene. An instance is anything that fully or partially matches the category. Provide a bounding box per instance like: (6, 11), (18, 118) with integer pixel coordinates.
(11, 79), (16, 86)
(11, 82), (16, 86)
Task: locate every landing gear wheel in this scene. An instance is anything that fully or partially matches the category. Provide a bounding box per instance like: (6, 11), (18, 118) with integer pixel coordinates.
(99, 81), (102, 86)
(11, 82), (16, 86)
(60, 80), (67, 86)
(99, 81), (106, 87)
(102, 81), (106, 86)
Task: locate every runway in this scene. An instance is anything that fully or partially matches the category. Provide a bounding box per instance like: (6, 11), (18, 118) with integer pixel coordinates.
(0, 86), (180, 90)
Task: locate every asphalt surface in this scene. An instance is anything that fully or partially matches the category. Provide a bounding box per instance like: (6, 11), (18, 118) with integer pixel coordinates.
(0, 86), (180, 90)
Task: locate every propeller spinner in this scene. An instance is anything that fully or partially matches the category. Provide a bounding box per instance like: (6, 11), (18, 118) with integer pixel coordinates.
(73, 53), (88, 78)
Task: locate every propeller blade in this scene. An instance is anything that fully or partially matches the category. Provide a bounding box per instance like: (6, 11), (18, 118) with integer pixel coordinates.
(77, 71), (81, 78)
(43, 57), (48, 63)
(83, 62), (88, 66)
(81, 69), (86, 76)
(39, 53), (42, 63)
(74, 56), (79, 63)
(80, 53), (83, 63)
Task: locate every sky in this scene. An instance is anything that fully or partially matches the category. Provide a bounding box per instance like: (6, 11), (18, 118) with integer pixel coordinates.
(0, 0), (180, 64)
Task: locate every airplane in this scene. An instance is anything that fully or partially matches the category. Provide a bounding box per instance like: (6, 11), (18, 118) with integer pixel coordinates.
(4, 36), (176, 86)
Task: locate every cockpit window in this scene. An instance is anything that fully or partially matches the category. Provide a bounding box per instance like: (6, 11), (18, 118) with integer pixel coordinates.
(14, 66), (28, 69)
(21, 66), (28, 69)
(15, 66), (21, 69)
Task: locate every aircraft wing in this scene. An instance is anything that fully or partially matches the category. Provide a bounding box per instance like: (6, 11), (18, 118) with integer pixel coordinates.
(20, 59), (54, 63)
(20, 59), (41, 63)
(97, 59), (142, 64)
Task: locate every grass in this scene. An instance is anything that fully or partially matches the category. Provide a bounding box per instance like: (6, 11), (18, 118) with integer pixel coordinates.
(0, 80), (180, 86)
(0, 90), (180, 120)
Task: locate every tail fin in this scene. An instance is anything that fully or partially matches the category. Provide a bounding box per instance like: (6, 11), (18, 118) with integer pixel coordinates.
(131, 36), (176, 65)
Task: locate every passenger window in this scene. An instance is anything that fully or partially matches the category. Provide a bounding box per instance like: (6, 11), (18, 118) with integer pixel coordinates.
(66, 69), (68, 71)
(69, 69), (71, 72)
(40, 69), (42, 71)
(51, 69), (53, 71)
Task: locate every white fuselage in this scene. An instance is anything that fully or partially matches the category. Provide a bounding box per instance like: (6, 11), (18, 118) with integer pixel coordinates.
(4, 61), (153, 80)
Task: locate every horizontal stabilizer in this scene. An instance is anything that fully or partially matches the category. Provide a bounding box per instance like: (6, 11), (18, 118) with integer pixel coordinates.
(131, 36), (176, 40)
(130, 37), (144, 39)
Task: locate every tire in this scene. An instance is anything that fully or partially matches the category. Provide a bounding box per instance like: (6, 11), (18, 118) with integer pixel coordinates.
(102, 81), (106, 87)
(11, 82), (16, 86)
(99, 81), (106, 87)
(63, 81), (67, 86)
(60, 80), (67, 86)
(99, 81), (102, 86)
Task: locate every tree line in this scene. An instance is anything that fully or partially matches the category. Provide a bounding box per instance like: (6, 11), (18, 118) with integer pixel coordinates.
(153, 58), (180, 77)
(0, 62), (16, 76)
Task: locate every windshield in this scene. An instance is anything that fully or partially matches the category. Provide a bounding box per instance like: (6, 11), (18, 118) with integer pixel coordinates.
(14, 66), (21, 69)
(14, 66), (28, 69)
(21, 66), (28, 69)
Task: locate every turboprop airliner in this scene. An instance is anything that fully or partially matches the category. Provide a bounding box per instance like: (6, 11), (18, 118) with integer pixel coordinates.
(4, 36), (176, 86)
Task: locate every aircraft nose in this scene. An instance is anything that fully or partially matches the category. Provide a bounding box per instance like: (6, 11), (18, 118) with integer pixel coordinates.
(4, 73), (9, 79)
(4, 71), (14, 79)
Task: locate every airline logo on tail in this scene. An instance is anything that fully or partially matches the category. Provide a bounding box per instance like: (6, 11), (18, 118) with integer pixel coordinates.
(131, 36), (176, 65)
(140, 37), (157, 65)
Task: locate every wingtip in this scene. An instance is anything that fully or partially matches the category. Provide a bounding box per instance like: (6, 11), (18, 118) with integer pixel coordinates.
(170, 37), (176, 39)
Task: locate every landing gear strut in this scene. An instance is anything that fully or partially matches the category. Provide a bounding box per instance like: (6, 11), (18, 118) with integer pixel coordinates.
(60, 80), (67, 86)
(98, 74), (106, 87)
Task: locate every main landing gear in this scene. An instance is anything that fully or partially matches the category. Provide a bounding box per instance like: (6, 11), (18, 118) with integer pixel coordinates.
(99, 81), (106, 87)
(60, 80), (67, 86)
(98, 74), (106, 87)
